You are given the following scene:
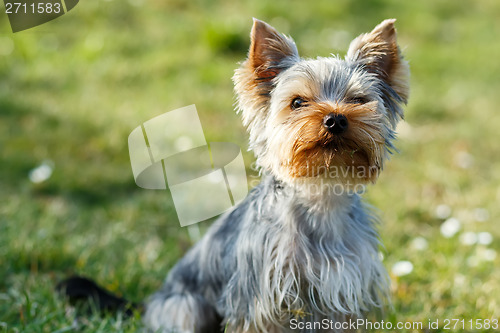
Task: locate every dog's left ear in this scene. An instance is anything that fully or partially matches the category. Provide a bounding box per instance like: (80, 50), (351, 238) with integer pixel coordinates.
(347, 19), (409, 104)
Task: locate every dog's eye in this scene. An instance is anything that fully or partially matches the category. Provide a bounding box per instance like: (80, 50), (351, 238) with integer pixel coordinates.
(291, 97), (307, 109)
(349, 97), (369, 105)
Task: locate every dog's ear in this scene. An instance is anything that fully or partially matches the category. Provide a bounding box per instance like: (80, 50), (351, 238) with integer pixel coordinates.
(346, 19), (409, 103)
(247, 18), (299, 81)
(234, 19), (299, 129)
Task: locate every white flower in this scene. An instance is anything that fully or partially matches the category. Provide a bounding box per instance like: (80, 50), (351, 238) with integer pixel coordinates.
(477, 232), (493, 245)
(467, 248), (497, 266)
(459, 232), (477, 246)
(28, 161), (53, 183)
(440, 217), (461, 238)
(480, 249), (497, 261)
(392, 260), (413, 277)
(435, 204), (451, 219)
(411, 237), (428, 251)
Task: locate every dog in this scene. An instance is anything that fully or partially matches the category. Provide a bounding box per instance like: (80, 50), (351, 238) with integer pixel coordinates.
(142, 18), (409, 333)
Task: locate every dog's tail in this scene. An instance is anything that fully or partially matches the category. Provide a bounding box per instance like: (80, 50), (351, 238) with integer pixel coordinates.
(56, 276), (142, 317)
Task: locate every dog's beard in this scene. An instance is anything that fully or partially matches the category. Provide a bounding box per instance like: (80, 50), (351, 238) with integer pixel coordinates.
(267, 101), (387, 184)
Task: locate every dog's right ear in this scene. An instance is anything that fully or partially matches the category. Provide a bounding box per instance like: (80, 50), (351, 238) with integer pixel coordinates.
(234, 19), (299, 130)
(247, 18), (299, 82)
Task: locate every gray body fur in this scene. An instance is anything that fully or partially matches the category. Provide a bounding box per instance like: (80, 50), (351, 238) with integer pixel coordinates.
(145, 175), (387, 332)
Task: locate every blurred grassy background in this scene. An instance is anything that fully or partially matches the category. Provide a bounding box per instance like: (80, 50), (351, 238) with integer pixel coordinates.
(1, 0), (499, 332)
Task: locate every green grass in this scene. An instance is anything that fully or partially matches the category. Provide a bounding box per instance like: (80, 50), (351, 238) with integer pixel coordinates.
(1, 0), (499, 332)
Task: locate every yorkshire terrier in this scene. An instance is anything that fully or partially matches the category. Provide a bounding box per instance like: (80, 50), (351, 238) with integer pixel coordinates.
(144, 18), (409, 333)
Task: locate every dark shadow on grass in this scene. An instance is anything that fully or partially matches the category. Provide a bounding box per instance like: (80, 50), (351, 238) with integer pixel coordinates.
(0, 97), (146, 206)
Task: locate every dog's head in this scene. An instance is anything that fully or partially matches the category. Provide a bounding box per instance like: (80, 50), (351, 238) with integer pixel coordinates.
(234, 19), (409, 188)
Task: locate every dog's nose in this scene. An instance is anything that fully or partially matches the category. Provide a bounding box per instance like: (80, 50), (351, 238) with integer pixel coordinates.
(323, 113), (348, 135)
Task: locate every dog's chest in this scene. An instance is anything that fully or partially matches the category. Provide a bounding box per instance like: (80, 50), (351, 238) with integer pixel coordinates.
(266, 213), (346, 311)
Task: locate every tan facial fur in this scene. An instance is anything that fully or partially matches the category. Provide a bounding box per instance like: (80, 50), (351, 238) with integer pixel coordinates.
(234, 19), (409, 187)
